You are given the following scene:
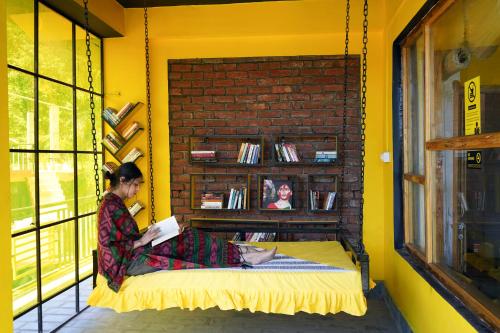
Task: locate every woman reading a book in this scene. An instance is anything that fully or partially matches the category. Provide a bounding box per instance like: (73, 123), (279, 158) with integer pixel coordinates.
(98, 162), (276, 292)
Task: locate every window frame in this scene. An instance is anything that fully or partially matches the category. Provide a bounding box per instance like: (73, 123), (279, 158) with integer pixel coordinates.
(396, 0), (500, 329)
(7, 0), (104, 328)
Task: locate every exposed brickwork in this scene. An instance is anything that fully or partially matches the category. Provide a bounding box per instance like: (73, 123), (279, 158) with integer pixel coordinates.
(169, 56), (361, 238)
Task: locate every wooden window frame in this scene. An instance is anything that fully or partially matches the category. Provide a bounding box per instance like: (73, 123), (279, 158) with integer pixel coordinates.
(401, 0), (500, 328)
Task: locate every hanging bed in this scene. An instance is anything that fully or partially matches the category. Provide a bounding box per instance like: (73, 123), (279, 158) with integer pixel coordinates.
(88, 224), (370, 316)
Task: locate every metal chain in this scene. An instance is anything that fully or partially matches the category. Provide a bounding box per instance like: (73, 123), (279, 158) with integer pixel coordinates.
(339, 0), (350, 229)
(83, 0), (101, 207)
(358, 0), (368, 252)
(144, 6), (156, 224)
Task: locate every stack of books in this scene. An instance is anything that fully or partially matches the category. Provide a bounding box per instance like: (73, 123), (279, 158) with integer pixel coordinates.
(102, 102), (137, 127)
(122, 147), (143, 163)
(191, 150), (216, 162)
(102, 161), (118, 174)
(237, 143), (260, 164)
(232, 232), (276, 242)
(128, 201), (144, 217)
(121, 121), (142, 140)
(201, 193), (224, 209)
(314, 151), (337, 163)
(227, 187), (247, 209)
(102, 132), (125, 153)
(274, 143), (299, 162)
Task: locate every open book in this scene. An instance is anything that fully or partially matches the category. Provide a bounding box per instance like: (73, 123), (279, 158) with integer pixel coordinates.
(151, 216), (180, 247)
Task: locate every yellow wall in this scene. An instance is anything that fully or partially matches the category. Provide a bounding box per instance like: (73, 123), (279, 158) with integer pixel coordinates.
(382, 1), (476, 332)
(0, 0), (14, 331)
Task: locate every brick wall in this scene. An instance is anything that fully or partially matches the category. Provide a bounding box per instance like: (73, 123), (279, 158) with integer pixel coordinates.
(168, 55), (361, 238)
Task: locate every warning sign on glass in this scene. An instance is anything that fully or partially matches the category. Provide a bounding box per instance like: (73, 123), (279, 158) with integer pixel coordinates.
(464, 76), (481, 135)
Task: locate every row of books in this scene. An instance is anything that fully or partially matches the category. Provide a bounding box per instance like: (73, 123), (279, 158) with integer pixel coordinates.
(232, 232), (277, 242)
(275, 143), (299, 162)
(313, 151), (337, 163)
(102, 132), (125, 153)
(309, 190), (337, 210)
(128, 201), (144, 217)
(102, 161), (118, 174)
(191, 150), (216, 162)
(237, 143), (260, 164)
(102, 102), (136, 127)
(122, 147), (143, 163)
(227, 187), (247, 210)
(201, 192), (224, 209)
(121, 121), (142, 140)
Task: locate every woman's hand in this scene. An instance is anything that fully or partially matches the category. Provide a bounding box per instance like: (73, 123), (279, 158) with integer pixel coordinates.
(134, 226), (160, 249)
(178, 222), (189, 234)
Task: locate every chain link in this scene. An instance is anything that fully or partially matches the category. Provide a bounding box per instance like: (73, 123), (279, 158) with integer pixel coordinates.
(83, 0), (101, 207)
(144, 6), (156, 224)
(358, 0), (368, 252)
(339, 0), (350, 229)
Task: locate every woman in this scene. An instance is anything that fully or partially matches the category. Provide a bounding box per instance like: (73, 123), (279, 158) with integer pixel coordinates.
(267, 183), (293, 209)
(98, 162), (276, 292)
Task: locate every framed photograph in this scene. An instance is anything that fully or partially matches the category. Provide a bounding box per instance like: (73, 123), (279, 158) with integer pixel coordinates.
(262, 179), (294, 210)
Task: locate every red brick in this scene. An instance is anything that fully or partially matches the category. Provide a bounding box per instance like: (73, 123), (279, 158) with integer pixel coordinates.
(172, 143), (189, 151)
(214, 127), (237, 135)
(205, 72), (226, 79)
(300, 86), (322, 93)
(237, 63), (258, 70)
(257, 78), (280, 86)
(280, 77), (304, 85)
(213, 80), (234, 87)
(258, 62), (281, 70)
(257, 94), (279, 102)
(258, 110), (282, 118)
(214, 96), (235, 103)
(304, 77), (335, 85)
(183, 120), (205, 127)
(169, 72), (182, 79)
(271, 118), (301, 126)
(205, 104), (226, 111)
(172, 127), (192, 135)
(192, 80), (212, 88)
(169, 88), (182, 96)
(324, 84), (343, 92)
(169, 119), (183, 127)
(193, 128), (214, 135)
(214, 111), (236, 119)
(182, 88), (203, 96)
(235, 95), (256, 103)
(182, 72), (204, 80)
(312, 60), (334, 68)
(235, 79), (257, 86)
(192, 96), (213, 103)
(237, 127), (259, 135)
(182, 104), (204, 112)
(206, 119), (227, 127)
(171, 64), (192, 72)
(270, 69), (295, 77)
(271, 86), (292, 93)
(172, 112), (193, 119)
(324, 68), (343, 76)
(291, 110), (311, 118)
(170, 80), (191, 88)
(248, 71), (269, 78)
(247, 103), (268, 111)
(192, 64), (213, 72)
(214, 63), (237, 71)
(226, 71), (248, 79)
(225, 103), (247, 111)
(226, 87), (248, 95)
(248, 87), (271, 94)
(269, 102), (292, 110)
(205, 88), (225, 95)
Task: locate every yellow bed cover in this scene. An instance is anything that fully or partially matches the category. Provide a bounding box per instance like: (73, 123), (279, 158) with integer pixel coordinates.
(87, 241), (367, 316)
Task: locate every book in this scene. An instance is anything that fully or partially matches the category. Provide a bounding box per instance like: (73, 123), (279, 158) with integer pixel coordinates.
(151, 216), (180, 247)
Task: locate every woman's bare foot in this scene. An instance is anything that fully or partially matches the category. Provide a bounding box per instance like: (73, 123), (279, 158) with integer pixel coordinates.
(238, 245), (265, 254)
(241, 247), (277, 265)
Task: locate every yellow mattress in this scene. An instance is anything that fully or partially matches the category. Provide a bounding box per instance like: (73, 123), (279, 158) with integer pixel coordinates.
(87, 241), (367, 316)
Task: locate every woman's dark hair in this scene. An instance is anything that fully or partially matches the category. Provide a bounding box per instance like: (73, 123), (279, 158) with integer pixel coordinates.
(104, 162), (142, 187)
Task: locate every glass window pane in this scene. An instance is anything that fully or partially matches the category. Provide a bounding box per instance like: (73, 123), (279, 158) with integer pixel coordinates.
(78, 216), (97, 279)
(10, 152), (36, 234)
(77, 90), (102, 151)
(42, 286), (77, 332)
(77, 154), (102, 215)
(431, 0), (500, 138)
(14, 307), (38, 332)
(406, 33), (425, 175)
(39, 79), (74, 151)
(8, 69), (35, 150)
(12, 232), (38, 316)
(75, 26), (102, 93)
(38, 3), (72, 83)
(39, 153), (75, 225)
(433, 148), (500, 317)
(6, 0), (34, 71)
(41, 222), (76, 300)
(408, 181), (425, 252)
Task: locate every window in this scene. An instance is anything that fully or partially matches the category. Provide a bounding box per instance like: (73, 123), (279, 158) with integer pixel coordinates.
(7, 0), (103, 329)
(401, 0), (500, 327)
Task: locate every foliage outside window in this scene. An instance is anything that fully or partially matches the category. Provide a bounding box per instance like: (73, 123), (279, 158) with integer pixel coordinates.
(7, 0), (103, 322)
(402, 0), (500, 327)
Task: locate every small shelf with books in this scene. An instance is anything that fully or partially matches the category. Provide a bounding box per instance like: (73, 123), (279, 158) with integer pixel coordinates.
(102, 102), (144, 129)
(189, 135), (264, 166)
(306, 174), (338, 213)
(190, 173), (251, 211)
(257, 174), (301, 211)
(128, 201), (145, 217)
(272, 135), (337, 165)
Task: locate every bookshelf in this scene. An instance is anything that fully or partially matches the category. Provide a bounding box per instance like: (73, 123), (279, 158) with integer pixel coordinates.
(306, 174), (338, 213)
(102, 101), (145, 217)
(101, 102), (144, 164)
(271, 135), (337, 165)
(189, 135), (264, 166)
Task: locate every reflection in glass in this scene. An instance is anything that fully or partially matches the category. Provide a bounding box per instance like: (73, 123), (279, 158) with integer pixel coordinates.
(12, 232), (38, 316)
(78, 216), (97, 279)
(77, 90), (102, 151)
(6, 0), (34, 71)
(41, 222), (76, 300)
(409, 182), (425, 253)
(434, 149), (500, 315)
(10, 152), (36, 233)
(39, 79), (73, 151)
(39, 153), (75, 225)
(42, 286), (77, 331)
(8, 70), (35, 150)
(75, 26), (102, 93)
(406, 34), (425, 175)
(38, 3), (72, 83)
(77, 154), (102, 215)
